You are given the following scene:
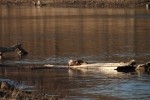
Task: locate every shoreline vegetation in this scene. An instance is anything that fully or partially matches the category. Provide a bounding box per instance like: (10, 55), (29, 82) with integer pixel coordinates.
(0, 0), (149, 8)
(0, 80), (66, 100)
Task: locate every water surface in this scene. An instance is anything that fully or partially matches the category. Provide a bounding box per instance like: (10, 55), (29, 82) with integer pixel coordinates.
(0, 7), (150, 100)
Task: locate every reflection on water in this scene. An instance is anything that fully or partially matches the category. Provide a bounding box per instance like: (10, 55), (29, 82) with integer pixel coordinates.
(0, 66), (149, 100)
(0, 7), (150, 63)
(0, 7), (150, 100)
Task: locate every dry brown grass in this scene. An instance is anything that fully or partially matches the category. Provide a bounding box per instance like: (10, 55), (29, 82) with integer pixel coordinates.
(0, 0), (149, 8)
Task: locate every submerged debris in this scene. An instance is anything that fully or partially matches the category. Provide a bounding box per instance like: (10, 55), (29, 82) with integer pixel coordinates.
(0, 43), (28, 59)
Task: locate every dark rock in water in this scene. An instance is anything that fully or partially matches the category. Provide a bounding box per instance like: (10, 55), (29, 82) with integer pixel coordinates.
(115, 59), (136, 73)
(115, 65), (136, 73)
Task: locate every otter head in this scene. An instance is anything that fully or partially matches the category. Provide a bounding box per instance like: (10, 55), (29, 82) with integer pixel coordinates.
(68, 60), (77, 66)
(68, 59), (88, 66)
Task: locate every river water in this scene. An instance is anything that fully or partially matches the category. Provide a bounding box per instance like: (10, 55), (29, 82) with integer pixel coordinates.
(0, 6), (150, 100)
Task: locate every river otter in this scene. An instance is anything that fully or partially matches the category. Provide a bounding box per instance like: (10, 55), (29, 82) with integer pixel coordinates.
(68, 59), (88, 66)
(136, 62), (150, 72)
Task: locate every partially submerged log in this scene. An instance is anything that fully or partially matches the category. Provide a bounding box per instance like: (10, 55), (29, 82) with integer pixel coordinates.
(0, 43), (28, 59)
(68, 59), (128, 70)
(67, 59), (137, 73)
(36, 59), (150, 74)
(0, 43), (21, 53)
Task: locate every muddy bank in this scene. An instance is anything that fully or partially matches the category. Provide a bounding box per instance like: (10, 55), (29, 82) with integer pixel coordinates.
(0, 0), (149, 8)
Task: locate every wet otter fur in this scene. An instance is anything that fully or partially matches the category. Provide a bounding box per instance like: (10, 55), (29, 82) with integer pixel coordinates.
(136, 62), (150, 73)
(68, 59), (88, 66)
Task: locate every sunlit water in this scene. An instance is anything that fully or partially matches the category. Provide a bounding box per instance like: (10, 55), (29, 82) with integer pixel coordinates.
(0, 6), (150, 100)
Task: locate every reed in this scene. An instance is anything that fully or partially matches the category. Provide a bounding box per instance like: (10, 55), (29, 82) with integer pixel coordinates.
(0, 81), (67, 100)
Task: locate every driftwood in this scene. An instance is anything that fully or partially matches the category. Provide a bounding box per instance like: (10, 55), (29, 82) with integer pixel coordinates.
(0, 43), (28, 59)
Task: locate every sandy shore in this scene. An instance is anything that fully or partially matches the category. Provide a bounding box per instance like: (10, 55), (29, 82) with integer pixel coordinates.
(0, 0), (149, 8)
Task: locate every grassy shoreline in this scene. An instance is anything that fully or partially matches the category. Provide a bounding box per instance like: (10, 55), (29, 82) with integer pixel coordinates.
(0, 0), (149, 8)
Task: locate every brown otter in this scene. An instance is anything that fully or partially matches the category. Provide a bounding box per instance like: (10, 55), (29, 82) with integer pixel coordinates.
(136, 62), (150, 73)
(68, 59), (88, 66)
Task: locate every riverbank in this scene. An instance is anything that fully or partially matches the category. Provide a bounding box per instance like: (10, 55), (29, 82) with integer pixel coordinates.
(0, 0), (149, 8)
